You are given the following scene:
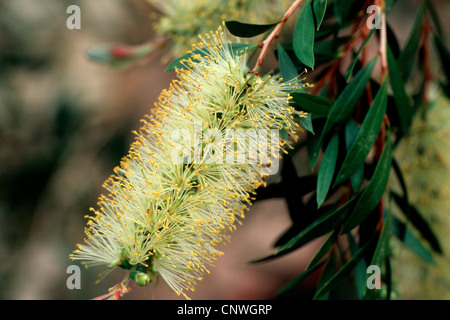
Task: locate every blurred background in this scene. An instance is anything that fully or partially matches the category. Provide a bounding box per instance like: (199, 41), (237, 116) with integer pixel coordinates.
(0, 0), (449, 300)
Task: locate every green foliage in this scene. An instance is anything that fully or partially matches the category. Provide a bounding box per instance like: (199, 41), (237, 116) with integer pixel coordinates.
(293, 0), (316, 69)
(224, 0), (446, 300)
(291, 92), (332, 118)
(312, 0), (327, 30)
(335, 81), (388, 186)
(225, 20), (279, 38)
(316, 133), (339, 207)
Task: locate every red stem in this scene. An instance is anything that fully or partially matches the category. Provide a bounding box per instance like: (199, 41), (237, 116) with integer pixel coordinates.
(250, 0), (304, 75)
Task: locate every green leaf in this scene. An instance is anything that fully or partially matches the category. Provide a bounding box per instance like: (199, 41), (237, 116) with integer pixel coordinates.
(307, 127), (322, 170)
(166, 43), (256, 71)
(225, 20), (279, 38)
(348, 232), (367, 300)
(392, 157), (409, 201)
(371, 210), (392, 268)
(307, 228), (340, 269)
(296, 113), (314, 134)
(398, 1), (425, 80)
(344, 119), (364, 191)
(293, 0), (315, 69)
(386, 22), (401, 59)
(316, 134), (339, 207)
(276, 195), (359, 257)
(277, 43), (299, 83)
(313, 0), (327, 30)
(250, 195), (359, 264)
(364, 209), (393, 299)
(335, 81), (388, 186)
(316, 57), (377, 155)
(391, 191), (442, 254)
(291, 92), (333, 117)
(313, 230), (377, 299)
(277, 261), (325, 297)
(345, 28), (376, 82)
(387, 45), (412, 135)
(392, 216), (435, 265)
(314, 252), (336, 300)
(343, 132), (392, 232)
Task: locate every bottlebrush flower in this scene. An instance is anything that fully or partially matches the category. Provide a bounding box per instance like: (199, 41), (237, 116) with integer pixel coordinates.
(147, 0), (290, 58)
(71, 26), (306, 299)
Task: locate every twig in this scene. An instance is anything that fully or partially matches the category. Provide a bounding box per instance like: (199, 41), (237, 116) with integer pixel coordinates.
(250, 0), (304, 75)
(379, 10), (388, 81)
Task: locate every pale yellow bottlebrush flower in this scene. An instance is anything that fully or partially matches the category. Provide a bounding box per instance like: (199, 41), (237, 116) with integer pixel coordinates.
(71, 27), (306, 299)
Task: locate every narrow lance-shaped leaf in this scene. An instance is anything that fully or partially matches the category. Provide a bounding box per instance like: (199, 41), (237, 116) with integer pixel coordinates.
(364, 209), (392, 299)
(371, 210), (392, 267)
(313, 230), (378, 299)
(392, 157), (409, 201)
(314, 252), (336, 300)
(276, 194), (359, 258)
(317, 134), (339, 207)
(386, 22), (401, 59)
(315, 57), (377, 157)
(344, 119), (364, 191)
(313, 0), (327, 30)
(387, 45), (412, 135)
(391, 191), (442, 254)
(335, 80), (388, 186)
(348, 232), (367, 300)
(343, 131), (392, 232)
(307, 127), (322, 170)
(225, 20), (279, 38)
(291, 92), (333, 118)
(250, 194), (360, 263)
(296, 113), (314, 134)
(277, 261), (325, 297)
(306, 228), (340, 270)
(391, 215), (435, 265)
(293, 0), (315, 69)
(277, 43), (301, 84)
(398, 1), (425, 80)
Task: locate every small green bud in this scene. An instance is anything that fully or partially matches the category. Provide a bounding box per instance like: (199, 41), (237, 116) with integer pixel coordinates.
(131, 271), (151, 286)
(136, 273), (151, 286)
